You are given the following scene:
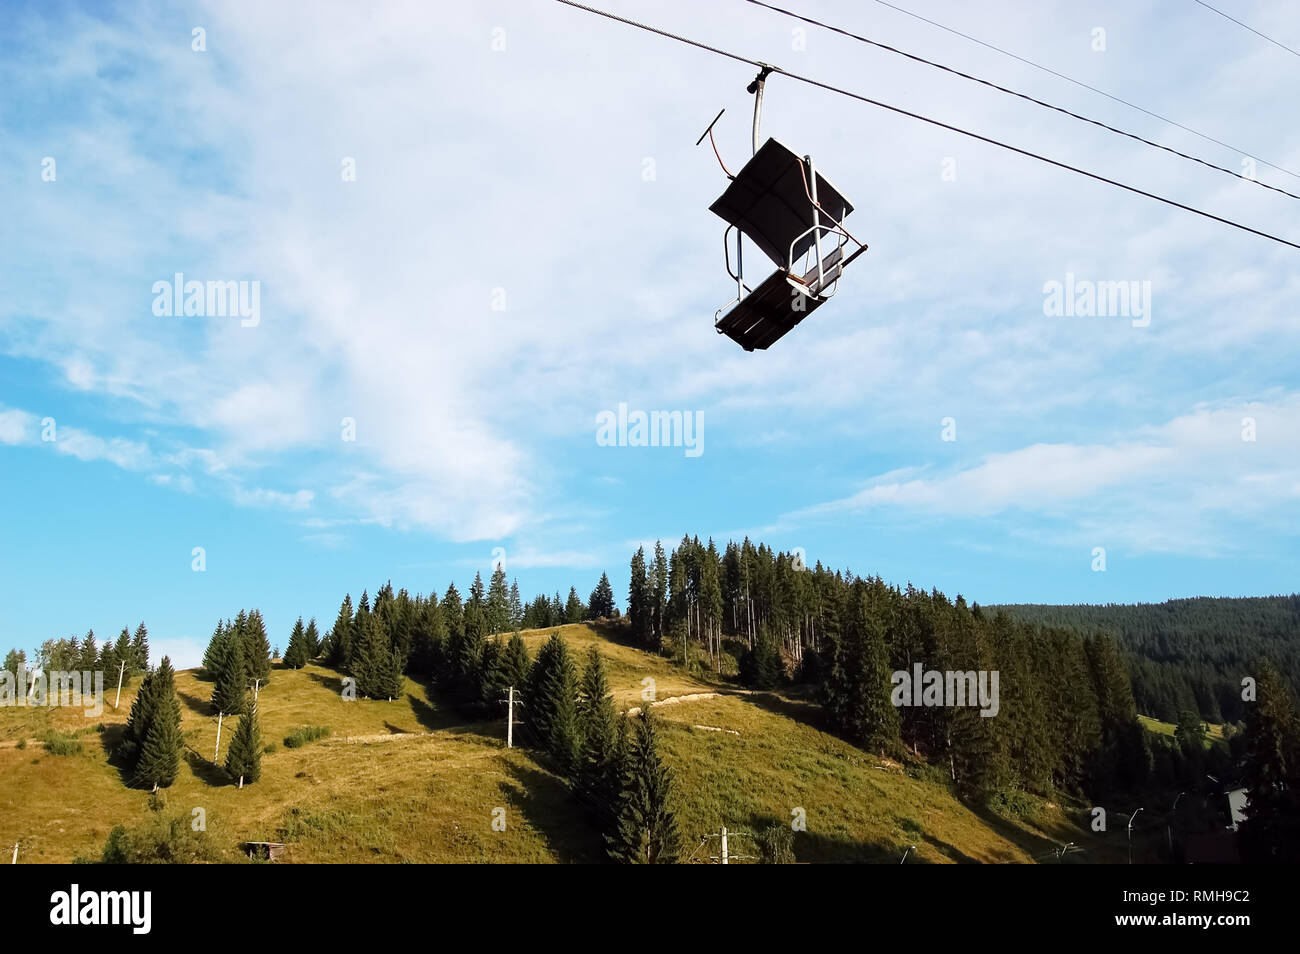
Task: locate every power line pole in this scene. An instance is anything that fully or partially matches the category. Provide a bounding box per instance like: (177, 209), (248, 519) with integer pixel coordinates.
(500, 687), (522, 748)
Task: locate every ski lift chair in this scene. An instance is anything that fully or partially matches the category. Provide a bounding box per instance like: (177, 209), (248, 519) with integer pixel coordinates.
(700, 70), (868, 351)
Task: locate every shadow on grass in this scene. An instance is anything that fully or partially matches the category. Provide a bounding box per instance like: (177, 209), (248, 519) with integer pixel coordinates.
(184, 747), (231, 787)
(177, 690), (213, 717)
(737, 687), (834, 734)
(498, 760), (605, 863)
(723, 813), (911, 863)
(407, 693), (467, 732)
(307, 671), (346, 694)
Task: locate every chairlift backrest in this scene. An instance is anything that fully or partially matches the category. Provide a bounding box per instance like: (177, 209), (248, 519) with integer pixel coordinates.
(709, 138), (854, 270)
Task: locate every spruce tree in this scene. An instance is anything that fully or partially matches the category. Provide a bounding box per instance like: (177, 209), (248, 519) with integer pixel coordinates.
(487, 566), (510, 634)
(578, 646), (622, 834)
(283, 618), (310, 669)
(824, 582), (899, 755)
(79, 631), (98, 672)
(589, 573), (616, 619)
(202, 621), (227, 677)
(304, 618), (321, 658)
(113, 628), (134, 683)
(134, 657), (182, 791)
(477, 637), (507, 712)
(609, 711), (680, 864)
(629, 546), (649, 644)
(352, 612), (405, 701)
(224, 701), (262, 788)
(211, 630), (246, 717)
(131, 623), (150, 672)
(243, 609), (272, 686)
(1239, 659), (1300, 862)
(119, 666), (160, 770)
(740, 627), (783, 689)
(442, 583), (464, 643)
(502, 633), (531, 692)
(508, 580), (524, 629)
(410, 597), (447, 676)
(564, 587), (585, 624)
(527, 633), (581, 774)
(326, 595), (354, 670)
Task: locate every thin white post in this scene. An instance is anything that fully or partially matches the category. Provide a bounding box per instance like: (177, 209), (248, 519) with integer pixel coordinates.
(114, 660), (125, 710)
(507, 687), (514, 749)
(214, 711), (224, 762)
(721, 826), (729, 865)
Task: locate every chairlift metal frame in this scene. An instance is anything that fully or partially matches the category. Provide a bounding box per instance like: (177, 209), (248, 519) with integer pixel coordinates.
(698, 68), (868, 351)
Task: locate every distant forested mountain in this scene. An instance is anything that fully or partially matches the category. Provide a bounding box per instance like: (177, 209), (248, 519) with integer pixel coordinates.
(996, 597), (1300, 724)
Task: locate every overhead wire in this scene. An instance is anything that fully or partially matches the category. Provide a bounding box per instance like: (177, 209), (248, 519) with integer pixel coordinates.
(551, 0), (1300, 252)
(1192, 0), (1300, 59)
(744, 0), (1300, 202)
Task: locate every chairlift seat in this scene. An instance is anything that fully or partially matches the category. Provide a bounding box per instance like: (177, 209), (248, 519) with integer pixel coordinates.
(715, 268), (825, 351)
(709, 137), (854, 269)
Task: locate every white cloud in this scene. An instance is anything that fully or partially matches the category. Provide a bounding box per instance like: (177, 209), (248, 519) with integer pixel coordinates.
(0, 408), (35, 445)
(787, 396), (1300, 553)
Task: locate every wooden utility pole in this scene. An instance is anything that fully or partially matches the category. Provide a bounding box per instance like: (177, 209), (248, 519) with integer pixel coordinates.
(500, 687), (522, 748)
(113, 659), (125, 710)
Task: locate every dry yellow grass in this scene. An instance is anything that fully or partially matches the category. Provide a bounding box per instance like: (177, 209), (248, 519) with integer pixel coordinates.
(0, 623), (1108, 863)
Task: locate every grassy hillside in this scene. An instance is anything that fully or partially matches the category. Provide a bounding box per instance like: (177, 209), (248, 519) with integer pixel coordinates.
(1, 623), (1117, 863)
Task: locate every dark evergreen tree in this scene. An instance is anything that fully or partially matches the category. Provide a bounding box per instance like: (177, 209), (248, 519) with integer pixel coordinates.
(113, 628), (134, 683)
(224, 702), (262, 788)
(508, 580), (524, 629)
(442, 583), (464, 642)
(564, 587), (585, 624)
(527, 633), (581, 774)
(353, 612), (403, 700)
(118, 665), (160, 770)
(283, 618), (310, 670)
(325, 594), (354, 669)
(79, 631), (98, 672)
(578, 646), (622, 836)
(410, 595), (447, 676)
(589, 573), (616, 619)
(304, 618), (321, 658)
(609, 711), (680, 864)
(131, 623), (150, 673)
(502, 633), (531, 691)
(823, 581), (899, 755)
(1239, 659), (1300, 862)
(243, 609), (272, 686)
(202, 621), (228, 676)
(477, 637), (507, 713)
(210, 628), (246, 717)
(487, 566), (510, 634)
(629, 546), (650, 645)
(134, 657), (182, 791)
(740, 626), (783, 689)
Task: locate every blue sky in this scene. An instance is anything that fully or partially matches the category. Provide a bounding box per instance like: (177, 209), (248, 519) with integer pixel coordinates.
(3, 0), (1298, 669)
